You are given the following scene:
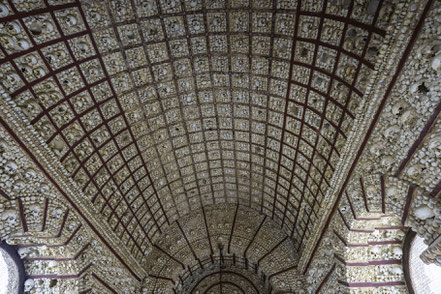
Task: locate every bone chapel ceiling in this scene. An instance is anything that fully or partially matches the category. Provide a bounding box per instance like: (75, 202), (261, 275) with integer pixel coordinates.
(0, 0), (440, 293)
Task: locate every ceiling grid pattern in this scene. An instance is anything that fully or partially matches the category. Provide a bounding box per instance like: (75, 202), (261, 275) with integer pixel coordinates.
(0, 0), (389, 266)
(292, 0), (384, 251)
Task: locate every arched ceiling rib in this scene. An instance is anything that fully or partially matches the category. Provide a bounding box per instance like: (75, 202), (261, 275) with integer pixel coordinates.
(143, 204), (301, 293)
(0, 0), (391, 264)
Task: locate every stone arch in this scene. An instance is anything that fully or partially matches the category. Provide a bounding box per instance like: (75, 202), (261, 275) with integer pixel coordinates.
(0, 127), (140, 293)
(0, 189), (85, 293)
(0, 240), (26, 294)
(302, 173), (415, 293)
(324, 172), (413, 293)
(142, 203), (304, 293)
(339, 213), (407, 293)
(0, 132), (82, 292)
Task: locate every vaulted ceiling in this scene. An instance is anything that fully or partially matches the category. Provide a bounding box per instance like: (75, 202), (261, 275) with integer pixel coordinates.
(0, 0), (389, 259)
(2, 0), (440, 292)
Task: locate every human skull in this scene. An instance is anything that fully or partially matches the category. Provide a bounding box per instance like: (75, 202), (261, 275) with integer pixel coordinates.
(17, 247), (30, 259)
(389, 265), (403, 276)
(51, 208), (64, 219)
(39, 245), (51, 256)
(428, 134), (441, 150)
(407, 164), (424, 177)
(369, 142), (385, 156)
(66, 221), (77, 231)
(28, 205), (42, 220)
(17, 247), (37, 259)
(24, 279), (35, 292)
(384, 125), (401, 140)
(0, 210), (19, 227)
(24, 168), (37, 179)
(4, 161), (18, 174)
(386, 186), (397, 197)
(395, 230), (405, 239)
(368, 246), (381, 258)
(366, 185), (377, 197)
(391, 100), (409, 116)
(413, 204), (435, 220)
(390, 246), (403, 259)
(47, 260), (57, 270)
(432, 51), (441, 72)
(399, 108), (416, 125)
(383, 230), (393, 239)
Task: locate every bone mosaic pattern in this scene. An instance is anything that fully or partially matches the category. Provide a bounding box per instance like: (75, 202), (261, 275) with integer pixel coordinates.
(0, 0), (440, 293)
(0, 0), (390, 261)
